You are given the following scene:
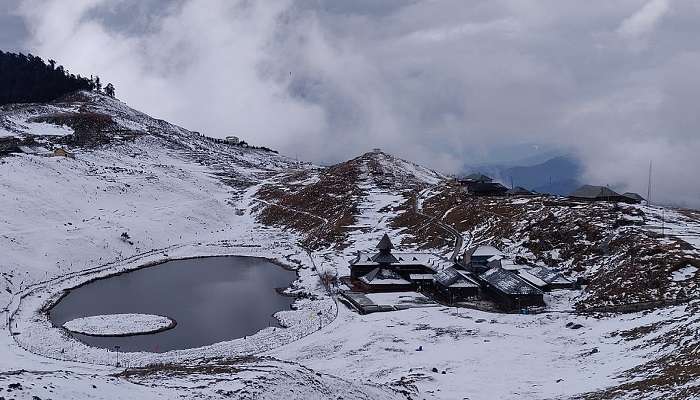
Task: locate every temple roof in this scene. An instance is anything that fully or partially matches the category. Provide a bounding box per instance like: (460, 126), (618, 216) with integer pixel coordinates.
(370, 251), (399, 264)
(376, 233), (394, 250)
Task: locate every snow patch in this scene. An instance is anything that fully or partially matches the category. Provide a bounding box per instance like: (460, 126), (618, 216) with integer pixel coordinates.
(671, 265), (697, 282)
(23, 121), (74, 136)
(63, 313), (176, 336)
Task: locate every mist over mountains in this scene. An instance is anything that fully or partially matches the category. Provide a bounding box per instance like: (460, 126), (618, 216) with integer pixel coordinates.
(2, 0), (699, 207)
(462, 155), (582, 196)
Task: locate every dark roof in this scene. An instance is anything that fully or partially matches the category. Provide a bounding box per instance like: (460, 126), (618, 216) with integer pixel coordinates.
(569, 185), (620, 199)
(481, 268), (542, 295)
(622, 192), (645, 202)
(465, 181), (508, 194)
(462, 173), (493, 183)
(370, 252), (399, 264)
(434, 267), (479, 288)
(376, 234), (394, 250)
(507, 186), (533, 195)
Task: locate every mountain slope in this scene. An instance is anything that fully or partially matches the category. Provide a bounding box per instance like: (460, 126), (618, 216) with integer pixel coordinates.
(1, 92), (700, 399)
(256, 150), (445, 249)
(0, 91), (306, 307)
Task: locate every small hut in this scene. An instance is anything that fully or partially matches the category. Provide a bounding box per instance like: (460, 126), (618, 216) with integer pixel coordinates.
(461, 173), (493, 183)
(568, 185), (629, 203)
(463, 245), (504, 269)
(622, 192), (645, 204)
(52, 148), (74, 158)
(456, 173), (508, 196)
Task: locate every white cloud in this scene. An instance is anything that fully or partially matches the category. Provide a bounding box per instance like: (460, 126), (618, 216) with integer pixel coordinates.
(17, 0), (328, 154)
(12, 0), (700, 206)
(617, 0), (670, 39)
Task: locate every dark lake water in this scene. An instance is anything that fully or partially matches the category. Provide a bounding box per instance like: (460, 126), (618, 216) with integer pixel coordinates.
(49, 256), (297, 352)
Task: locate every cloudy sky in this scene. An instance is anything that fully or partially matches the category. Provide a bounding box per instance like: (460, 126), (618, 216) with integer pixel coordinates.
(2, 0), (699, 206)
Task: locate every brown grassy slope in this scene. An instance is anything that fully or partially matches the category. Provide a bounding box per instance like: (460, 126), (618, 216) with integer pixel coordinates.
(257, 160), (364, 249)
(256, 151), (441, 250)
(390, 192), (457, 251)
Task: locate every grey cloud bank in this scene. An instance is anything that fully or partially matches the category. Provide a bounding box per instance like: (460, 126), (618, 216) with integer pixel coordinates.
(6, 0), (700, 206)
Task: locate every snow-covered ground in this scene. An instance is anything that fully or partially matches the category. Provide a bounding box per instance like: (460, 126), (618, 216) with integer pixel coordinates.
(273, 293), (689, 400)
(63, 314), (176, 336)
(0, 94), (382, 398)
(1, 93), (698, 399)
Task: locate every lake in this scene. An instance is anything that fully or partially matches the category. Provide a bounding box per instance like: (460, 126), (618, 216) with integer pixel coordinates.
(49, 256), (297, 352)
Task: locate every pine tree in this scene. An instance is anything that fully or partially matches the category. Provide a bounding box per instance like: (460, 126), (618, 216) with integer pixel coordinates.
(0, 50), (103, 105)
(104, 83), (115, 98)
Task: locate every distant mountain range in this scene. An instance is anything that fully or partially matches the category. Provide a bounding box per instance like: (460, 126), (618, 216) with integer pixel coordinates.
(462, 155), (583, 196)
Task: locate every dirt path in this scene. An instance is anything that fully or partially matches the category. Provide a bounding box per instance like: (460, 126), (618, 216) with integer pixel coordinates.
(414, 186), (464, 261)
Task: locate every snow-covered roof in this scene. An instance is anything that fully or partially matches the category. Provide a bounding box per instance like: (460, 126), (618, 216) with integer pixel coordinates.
(526, 266), (573, 285)
(359, 267), (411, 285)
(517, 270), (548, 288)
(481, 268), (542, 295)
(18, 145), (36, 154)
(499, 259), (527, 271)
(472, 246), (504, 258)
(409, 273), (435, 280)
(434, 267), (479, 288)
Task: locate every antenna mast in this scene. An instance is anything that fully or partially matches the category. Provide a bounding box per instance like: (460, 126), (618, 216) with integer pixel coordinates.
(647, 160), (652, 205)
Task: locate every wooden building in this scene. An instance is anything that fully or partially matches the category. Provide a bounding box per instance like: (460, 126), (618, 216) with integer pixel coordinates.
(356, 267), (413, 292)
(479, 268), (544, 311)
(568, 185), (633, 203)
(52, 147), (74, 158)
(460, 173), (493, 183)
(433, 267), (480, 303)
(349, 234), (446, 291)
(456, 173), (508, 196)
(462, 245), (505, 272)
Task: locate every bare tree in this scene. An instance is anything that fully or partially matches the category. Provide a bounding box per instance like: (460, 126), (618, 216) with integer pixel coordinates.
(318, 269), (338, 294)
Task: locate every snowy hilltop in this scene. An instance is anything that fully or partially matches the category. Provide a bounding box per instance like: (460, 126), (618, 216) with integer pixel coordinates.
(1, 92), (699, 399)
